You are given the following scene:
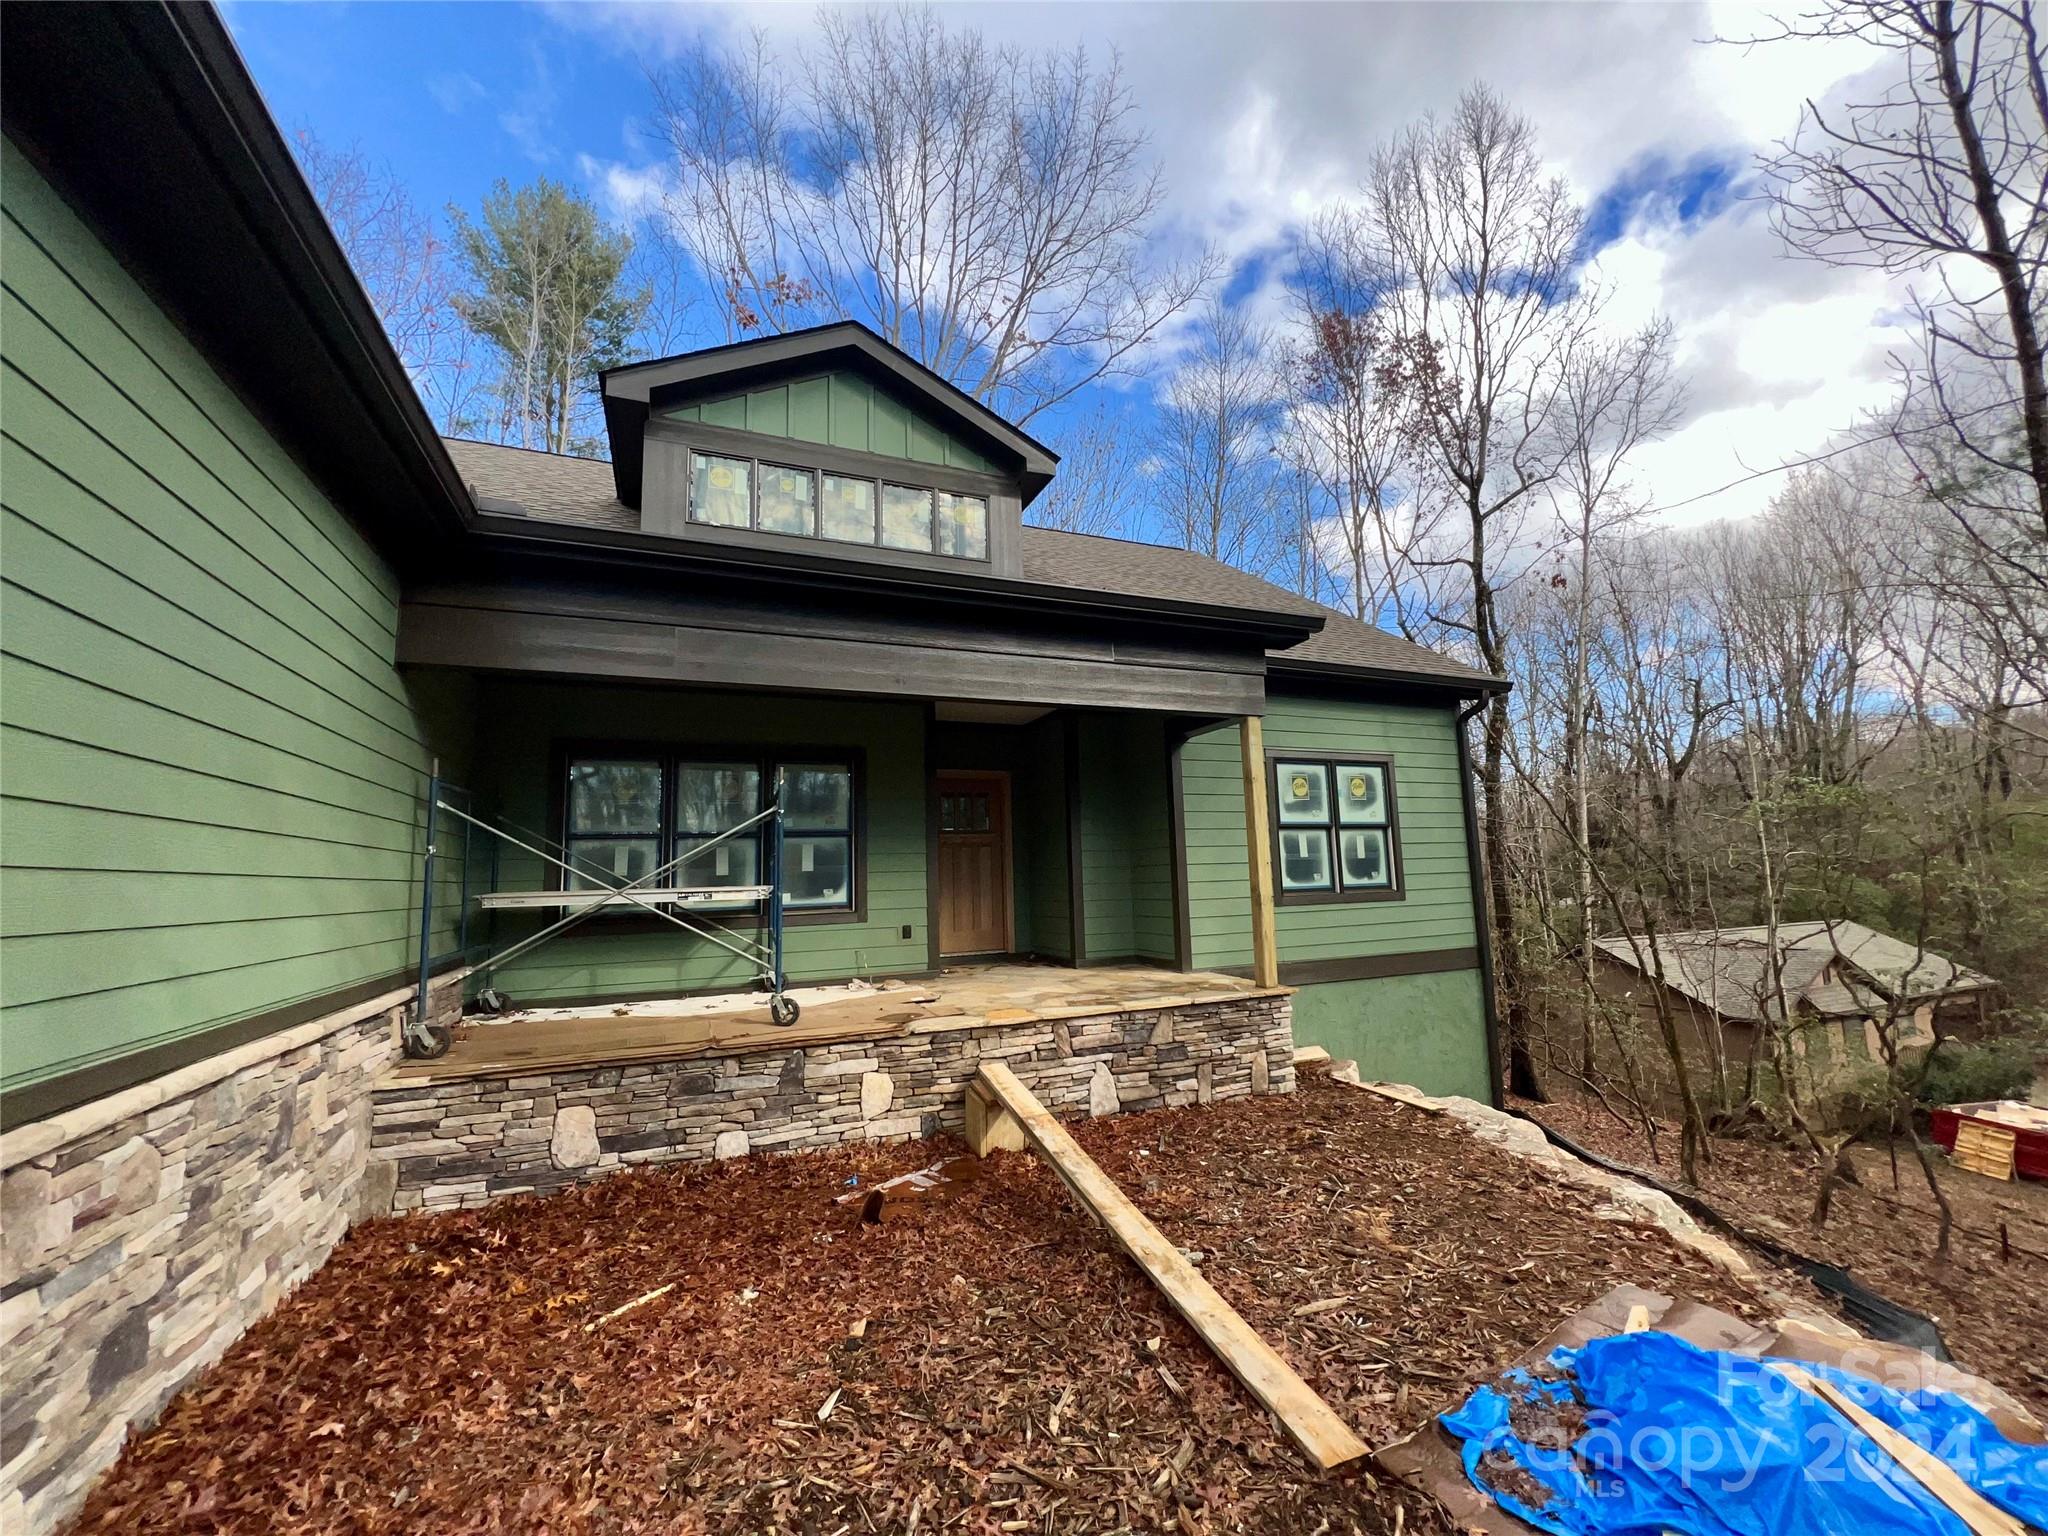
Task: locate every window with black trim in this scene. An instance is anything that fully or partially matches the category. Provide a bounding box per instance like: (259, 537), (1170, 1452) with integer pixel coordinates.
(1270, 755), (1400, 902)
(560, 750), (858, 915)
(686, 448), (989, 563)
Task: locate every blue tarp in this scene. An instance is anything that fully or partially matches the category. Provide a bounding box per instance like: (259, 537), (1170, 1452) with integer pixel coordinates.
(1439, 1331), (2048, 1536)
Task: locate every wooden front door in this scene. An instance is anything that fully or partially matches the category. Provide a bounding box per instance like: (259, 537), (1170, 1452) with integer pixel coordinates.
(936, 772), (1012, 958)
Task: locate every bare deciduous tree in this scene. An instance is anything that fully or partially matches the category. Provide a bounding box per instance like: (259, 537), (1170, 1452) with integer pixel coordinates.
(647, 8), (1218, 424)
(1151, 298), (1283, 569)
(292, 129), (486, 435)
(1362, 85), (1600, 1099)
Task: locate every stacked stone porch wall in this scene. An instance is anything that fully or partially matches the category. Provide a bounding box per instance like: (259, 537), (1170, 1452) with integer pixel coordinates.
(0, 974), (462, 1535)
(374, 994), (1295, 1211)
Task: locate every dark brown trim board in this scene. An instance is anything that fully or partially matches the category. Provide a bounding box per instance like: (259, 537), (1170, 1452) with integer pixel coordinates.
(1217, 948), (1480, 988)
(924, 703), (943, 972)
(0, 959), (462, 1130)
(1064, 714), (1086, 965)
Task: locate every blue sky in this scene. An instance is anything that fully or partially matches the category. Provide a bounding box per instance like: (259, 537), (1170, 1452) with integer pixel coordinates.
(222, 1), (1904, 533)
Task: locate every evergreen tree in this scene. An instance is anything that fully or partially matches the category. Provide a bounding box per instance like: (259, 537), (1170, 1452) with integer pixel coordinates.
(450, 179), (648, 455)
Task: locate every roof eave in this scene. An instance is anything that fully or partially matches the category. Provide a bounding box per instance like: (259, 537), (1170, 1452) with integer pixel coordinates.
(600, 322), (1060, 507)
(1, 2), (475, 568)
(469, 512), (1326, 646)
(1266, 655), (1511, 696)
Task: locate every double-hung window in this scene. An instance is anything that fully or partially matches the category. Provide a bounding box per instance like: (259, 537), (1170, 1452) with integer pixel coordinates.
(1271, 755), (1400, 902)
(560, 750), (858, 916)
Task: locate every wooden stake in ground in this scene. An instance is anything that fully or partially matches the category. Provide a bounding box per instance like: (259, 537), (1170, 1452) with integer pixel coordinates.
(970, 1062), (1370, 1473)
(1770, 1361), (2023, 1536)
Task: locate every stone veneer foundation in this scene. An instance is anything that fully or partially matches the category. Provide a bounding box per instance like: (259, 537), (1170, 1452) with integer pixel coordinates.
(372, 993), (1295, 1211)
(0, 975), (462, 1536)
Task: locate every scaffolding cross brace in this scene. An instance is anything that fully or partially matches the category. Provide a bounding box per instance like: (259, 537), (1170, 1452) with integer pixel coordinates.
(409, 766), (797, 1057)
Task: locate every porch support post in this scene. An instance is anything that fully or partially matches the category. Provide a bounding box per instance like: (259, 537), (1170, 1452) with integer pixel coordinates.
(1240, 716), (1279, 988)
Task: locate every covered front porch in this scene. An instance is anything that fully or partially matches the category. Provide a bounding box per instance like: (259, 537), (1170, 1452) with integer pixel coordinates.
(370, 961), (1296, 1212)
(408, 671), (1278, 1024)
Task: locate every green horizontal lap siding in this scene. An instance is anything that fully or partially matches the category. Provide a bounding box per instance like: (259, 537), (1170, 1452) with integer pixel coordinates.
(666, 370), (994, 473)
(472, 683), (926, 1001)
(0, 140), (463, 1095)
(1180, 696), (1478, 971)
(1291, 972), (1491, 1100)
(1078, 715), (1173, 964)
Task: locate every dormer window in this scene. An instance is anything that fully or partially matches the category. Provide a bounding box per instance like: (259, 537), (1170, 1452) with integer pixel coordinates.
(690, 453), (750, 528)
(686, 448), (991, 563)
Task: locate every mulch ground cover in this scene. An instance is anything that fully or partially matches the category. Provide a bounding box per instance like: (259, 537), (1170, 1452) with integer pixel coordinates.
(73, 1079), (1763, 1536)
(1517, 1094), (2048, 1422)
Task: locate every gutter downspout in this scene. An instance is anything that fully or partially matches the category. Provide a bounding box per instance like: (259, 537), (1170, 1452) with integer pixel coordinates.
(1456, 693), (1506, 1109)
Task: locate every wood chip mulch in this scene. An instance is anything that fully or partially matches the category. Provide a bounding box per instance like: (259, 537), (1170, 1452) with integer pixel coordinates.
(71, 1079), (1765, 1535)
(1517, 1095), (2048, 1422)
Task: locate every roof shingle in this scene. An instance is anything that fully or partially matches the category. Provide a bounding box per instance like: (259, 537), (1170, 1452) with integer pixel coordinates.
(442, 436), (1497, 688)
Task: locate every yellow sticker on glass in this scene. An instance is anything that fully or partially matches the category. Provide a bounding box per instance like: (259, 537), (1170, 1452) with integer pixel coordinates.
(1290, 774), (1310, 799)
(708, 465), (734, 489)
(1350, 775), (1368, 799)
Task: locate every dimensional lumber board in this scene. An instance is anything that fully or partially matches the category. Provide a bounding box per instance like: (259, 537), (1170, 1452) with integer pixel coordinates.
(1770, 1361), (2024, 1536)
(971, 1062), (1370, 1473)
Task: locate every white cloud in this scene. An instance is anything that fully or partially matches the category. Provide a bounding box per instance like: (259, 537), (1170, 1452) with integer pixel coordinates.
(542, 0), (1924, 527)
(427, 70), (486, 115)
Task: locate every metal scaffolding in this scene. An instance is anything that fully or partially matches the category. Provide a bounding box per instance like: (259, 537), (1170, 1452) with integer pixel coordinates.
(407, 765), (797, 1058)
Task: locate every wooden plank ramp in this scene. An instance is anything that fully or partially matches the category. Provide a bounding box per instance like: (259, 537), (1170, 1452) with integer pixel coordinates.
(969, 1062), (1371, 1473)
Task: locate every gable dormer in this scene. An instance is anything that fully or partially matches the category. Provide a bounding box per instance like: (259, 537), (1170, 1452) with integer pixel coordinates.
(600, 323), (1057, 580)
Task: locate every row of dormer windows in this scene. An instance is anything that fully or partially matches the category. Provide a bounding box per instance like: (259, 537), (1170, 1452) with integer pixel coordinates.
(688, 450), (989, 561)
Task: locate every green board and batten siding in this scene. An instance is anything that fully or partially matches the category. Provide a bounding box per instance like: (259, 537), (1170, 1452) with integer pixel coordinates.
(1077, 715), (1175, 964)
(0, 140), (462, 1105)
(1179, 693), (1490, 1098)
(469, 682), (927, 1002)
(666, 372), (996, 473)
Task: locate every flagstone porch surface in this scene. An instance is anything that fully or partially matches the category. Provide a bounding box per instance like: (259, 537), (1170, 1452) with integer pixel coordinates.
(382, 964), (1288, 1085)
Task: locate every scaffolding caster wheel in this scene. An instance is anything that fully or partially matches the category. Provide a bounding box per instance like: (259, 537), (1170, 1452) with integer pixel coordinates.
(407, 1020), (454, 1060)
(769, 994), (801, 1028)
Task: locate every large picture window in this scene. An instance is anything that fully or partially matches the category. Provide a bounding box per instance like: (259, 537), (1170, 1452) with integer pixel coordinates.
(559, 748), (860, 917)
(1270, 754), (1401, 904)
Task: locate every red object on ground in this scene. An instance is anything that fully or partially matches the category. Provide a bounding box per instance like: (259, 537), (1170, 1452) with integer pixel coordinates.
(1931, 1101), (2048, 1182)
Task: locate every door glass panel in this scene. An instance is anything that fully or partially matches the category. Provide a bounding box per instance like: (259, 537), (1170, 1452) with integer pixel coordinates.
(689, 452), (751, 527)
(782, 764), (851, 828)
(785, 834), (851, 908)
(821, 475), (876, 543)
(758, 465), (817, 536)
(936, 492), (988, 559)
(1336, 765), (1388, 825)
(1274, 763), (1330, 825)
(881, 483), (934, 551)
(1338, 828), (1391, 890)
(568, 760), (663, 834)
(675, 763), (758, 834)
(1278, 828), (1333, 891)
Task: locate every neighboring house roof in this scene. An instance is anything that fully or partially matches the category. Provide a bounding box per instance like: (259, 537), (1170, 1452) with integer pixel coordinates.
(1590, 920), (1997, 1025)
(444, 437), (1503, 690)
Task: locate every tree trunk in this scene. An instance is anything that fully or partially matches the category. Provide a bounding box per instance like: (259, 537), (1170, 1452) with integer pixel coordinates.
(1484, 693), (1544, 1100)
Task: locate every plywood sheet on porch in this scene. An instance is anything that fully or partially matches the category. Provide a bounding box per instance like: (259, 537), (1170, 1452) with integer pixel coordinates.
(386, 984), (935, 1084)
(382, 964), (1286, 1086)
